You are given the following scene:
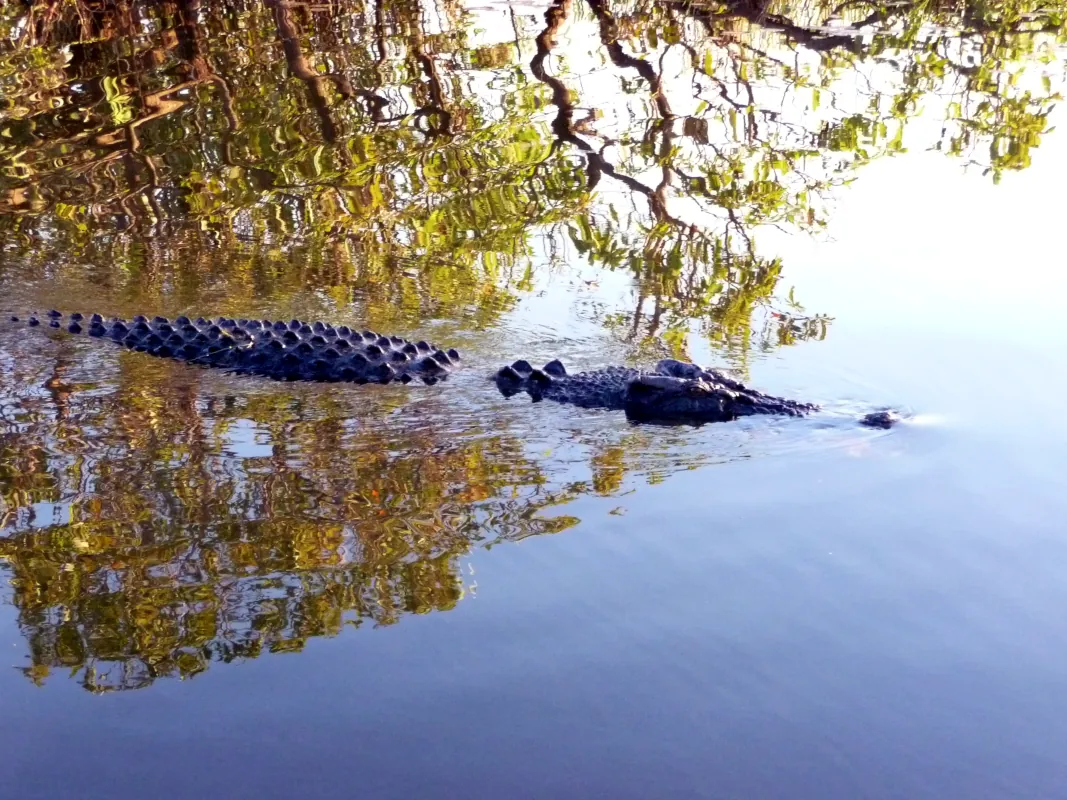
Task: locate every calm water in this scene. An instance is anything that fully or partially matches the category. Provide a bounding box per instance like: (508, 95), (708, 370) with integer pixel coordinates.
(2, 1), (1067, 797)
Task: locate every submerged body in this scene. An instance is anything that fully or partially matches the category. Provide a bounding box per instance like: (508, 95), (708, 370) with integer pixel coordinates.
(6, 311), (899, 427)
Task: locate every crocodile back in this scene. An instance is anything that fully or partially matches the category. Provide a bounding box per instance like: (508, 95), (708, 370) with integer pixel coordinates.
(7, 312), (461, 384)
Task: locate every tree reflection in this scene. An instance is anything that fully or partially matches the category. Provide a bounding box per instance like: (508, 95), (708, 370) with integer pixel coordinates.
(8, 0), (1054, 347)
(0, 351), (588, 692)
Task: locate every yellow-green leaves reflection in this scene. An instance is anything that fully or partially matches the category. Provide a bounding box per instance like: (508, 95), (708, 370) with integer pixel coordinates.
(4, 0), (1060, 348)
(0, 353), (581, 692)
(4, 520), (465, 692)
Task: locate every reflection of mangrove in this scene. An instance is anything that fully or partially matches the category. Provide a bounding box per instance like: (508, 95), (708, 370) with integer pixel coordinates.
(0, 353), (587, 692)
(530, 0), (808, 354)
(1, 504), (580, 693)
(3, 0), (1057, 353)
(4, 519), (468, 692)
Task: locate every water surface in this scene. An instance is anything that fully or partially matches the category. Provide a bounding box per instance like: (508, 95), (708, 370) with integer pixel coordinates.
(2, 1), (1067, 797)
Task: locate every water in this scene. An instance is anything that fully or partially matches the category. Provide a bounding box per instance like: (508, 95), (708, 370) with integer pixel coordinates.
(2, 1), (1067, 797)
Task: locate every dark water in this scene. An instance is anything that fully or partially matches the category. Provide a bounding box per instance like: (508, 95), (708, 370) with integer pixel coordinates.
(3, 1), (1067, 797)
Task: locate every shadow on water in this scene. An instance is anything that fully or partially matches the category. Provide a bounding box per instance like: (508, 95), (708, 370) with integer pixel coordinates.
(0, 0), (1064, 691)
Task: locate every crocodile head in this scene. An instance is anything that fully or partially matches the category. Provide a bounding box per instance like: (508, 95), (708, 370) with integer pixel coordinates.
(623, 374), (735, 422)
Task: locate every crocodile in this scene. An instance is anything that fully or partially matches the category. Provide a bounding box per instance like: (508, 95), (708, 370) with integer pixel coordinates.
(4, 311), (901, 428)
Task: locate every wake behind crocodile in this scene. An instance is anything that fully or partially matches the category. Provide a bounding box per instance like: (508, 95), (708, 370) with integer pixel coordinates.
(3, 311), (903, 429)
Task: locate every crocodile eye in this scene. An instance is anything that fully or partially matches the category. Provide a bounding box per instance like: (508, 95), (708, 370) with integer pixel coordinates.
(631, 376), (663, 391)
(686, 380), (710, 396)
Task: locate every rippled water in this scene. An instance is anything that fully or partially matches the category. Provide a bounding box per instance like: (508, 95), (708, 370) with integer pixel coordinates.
(2, 1), (1067, 797)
